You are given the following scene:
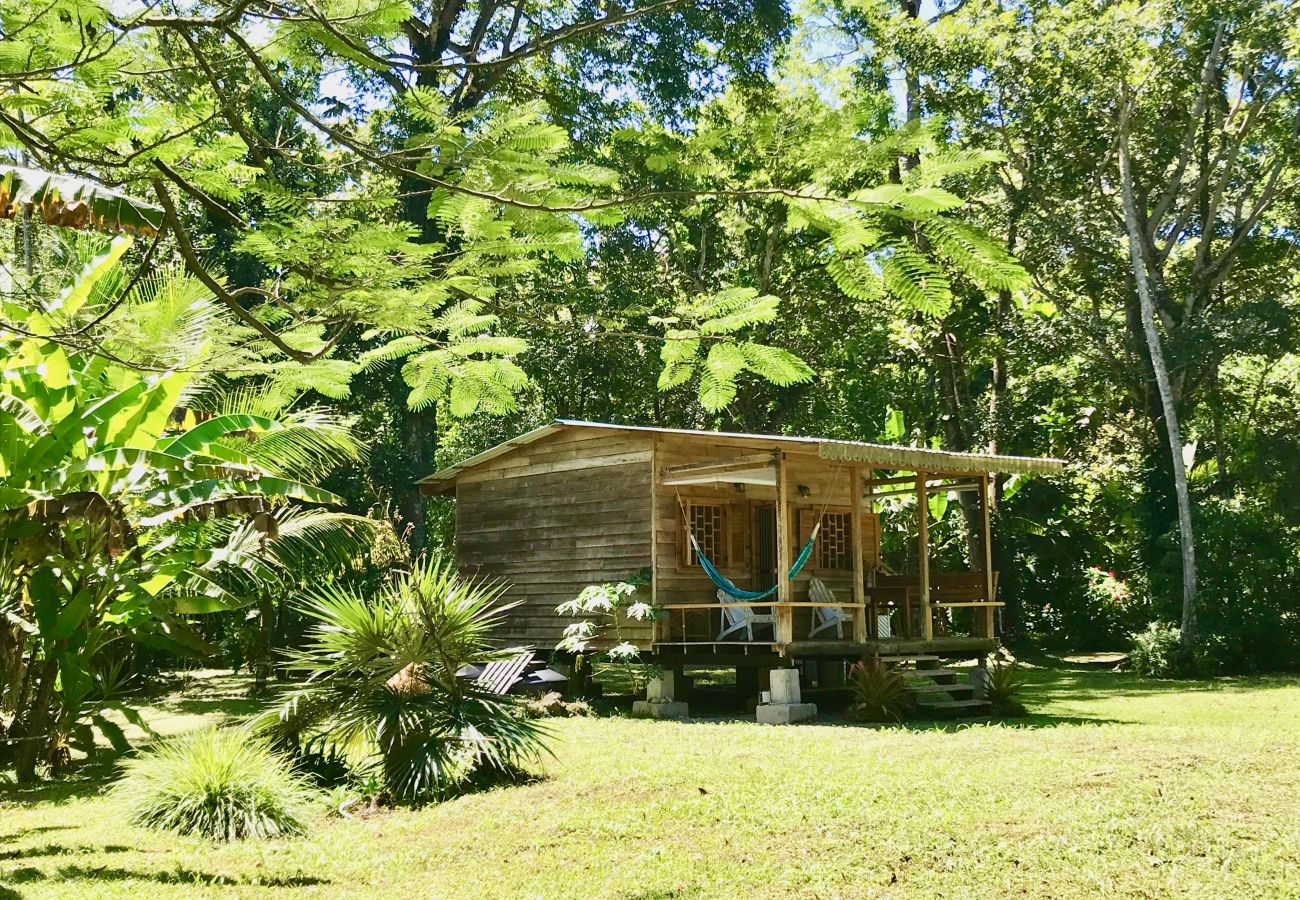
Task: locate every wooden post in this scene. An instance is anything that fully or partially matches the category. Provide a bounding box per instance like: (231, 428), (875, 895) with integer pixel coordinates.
(650, 436), (660, 643)
(917, 472), (933, 641)
(774, 451), (794, 646)
(980, 473), (995, 639)
(850, 465), (867, 643)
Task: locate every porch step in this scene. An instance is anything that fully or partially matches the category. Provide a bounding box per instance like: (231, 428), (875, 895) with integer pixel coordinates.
(878, 654), (940, 665)
(913, 697), (992, 718)
(903, 667), (963, 681)
(907, 682), (975, 696)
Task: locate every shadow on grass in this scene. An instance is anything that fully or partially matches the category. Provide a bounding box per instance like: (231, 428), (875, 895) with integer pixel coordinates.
(0, 825), (73, 840)
(163, 695), (268, 718)
(0, 843), (129, 862)
(0, 759), (121, 807)
(7, 864), (328, 888)
(1019, 667), (1300, 708)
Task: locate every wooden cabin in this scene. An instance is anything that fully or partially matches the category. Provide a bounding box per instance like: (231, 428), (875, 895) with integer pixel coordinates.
(420, 420), (1065, 670)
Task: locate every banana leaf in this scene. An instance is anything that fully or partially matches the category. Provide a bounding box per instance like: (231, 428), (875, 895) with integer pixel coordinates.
(0, 166), (162, 237)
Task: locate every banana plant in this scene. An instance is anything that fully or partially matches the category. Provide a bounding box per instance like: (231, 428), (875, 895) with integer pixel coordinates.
(0, 247), (378, 781)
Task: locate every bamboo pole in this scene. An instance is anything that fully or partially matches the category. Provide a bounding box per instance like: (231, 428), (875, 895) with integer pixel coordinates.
(850, 465), (867, 642)
(917, 471), (933, 641)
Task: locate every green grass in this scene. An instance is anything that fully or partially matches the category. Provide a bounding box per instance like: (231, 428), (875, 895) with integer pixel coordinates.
(2, 664), (1298, 898)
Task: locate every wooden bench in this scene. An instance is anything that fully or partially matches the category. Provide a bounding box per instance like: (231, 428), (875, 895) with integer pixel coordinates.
(863, 571), (1001, 638)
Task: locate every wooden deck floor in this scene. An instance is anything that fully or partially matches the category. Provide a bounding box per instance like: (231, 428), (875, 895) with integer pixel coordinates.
(650, 636), (997, 663)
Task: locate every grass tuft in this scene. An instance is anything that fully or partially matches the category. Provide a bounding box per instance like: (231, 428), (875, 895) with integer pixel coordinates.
(113, 726), (315, 841)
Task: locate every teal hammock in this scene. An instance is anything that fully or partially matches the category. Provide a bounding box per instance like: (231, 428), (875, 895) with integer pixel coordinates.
(690, 526), (820, 601)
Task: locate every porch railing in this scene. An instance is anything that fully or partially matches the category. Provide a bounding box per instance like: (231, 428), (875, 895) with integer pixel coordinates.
(654, 570), (1003, 646)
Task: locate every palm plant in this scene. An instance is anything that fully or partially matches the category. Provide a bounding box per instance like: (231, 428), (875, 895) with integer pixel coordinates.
(261, 557), (551, 802)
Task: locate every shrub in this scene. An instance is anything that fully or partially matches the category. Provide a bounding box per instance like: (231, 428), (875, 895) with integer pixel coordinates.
(848, 657), (909, 723)
(1129, 622), (1183, 677)
(522, 692), (599, 719)
(115, 727), (314, 841)
(1185, 495), (1300, 673)
(984, 657), (1030, 716)
(262, 557), (552, 803)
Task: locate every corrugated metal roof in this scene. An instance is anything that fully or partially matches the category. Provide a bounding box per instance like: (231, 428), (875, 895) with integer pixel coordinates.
(418, 419), (1066, 489)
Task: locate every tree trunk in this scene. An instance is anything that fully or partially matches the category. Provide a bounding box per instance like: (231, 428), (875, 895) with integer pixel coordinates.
(254, 590), (274, 694)
(398, 407), (436, 550)
(12, 654), (59, 783)
(1118, 101), (1198, 654)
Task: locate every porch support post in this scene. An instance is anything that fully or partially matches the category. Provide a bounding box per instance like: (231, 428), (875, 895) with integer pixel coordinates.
(650, 436), (661, 643)
(850, 465), (867, 643)
(774, 451), (794, 646)
(917, 471), (933, 641)
(980, 473), (996, 639)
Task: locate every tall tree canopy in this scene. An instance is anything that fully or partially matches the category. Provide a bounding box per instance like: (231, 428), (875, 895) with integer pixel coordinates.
(3, 0), (1299, 672)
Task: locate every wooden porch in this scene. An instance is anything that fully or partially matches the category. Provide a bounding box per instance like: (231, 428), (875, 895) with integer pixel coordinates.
(649, 436), (1033, 661)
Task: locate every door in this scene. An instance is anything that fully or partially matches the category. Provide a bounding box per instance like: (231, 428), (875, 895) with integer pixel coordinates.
(753, 504), (777, 592)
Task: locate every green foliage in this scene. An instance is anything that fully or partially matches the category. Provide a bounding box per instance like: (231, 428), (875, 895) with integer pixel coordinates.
(556, 569), (657, 697)
(985, 657), (1030, 717)
(848, 658), (909, 723)
(115, 726), (315, 841)
(1128, 623), (1183, 678)
(262, 557), (551, 802)
(655, 288), (814, 410)
(0, 253), (381, 779)
(1181, 496), (1300, 673)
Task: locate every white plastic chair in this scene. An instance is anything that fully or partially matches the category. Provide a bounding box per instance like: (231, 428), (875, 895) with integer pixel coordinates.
(876, 613), (893, 639)
(808, 578), (852, 639)
(716, 589), (776, 641)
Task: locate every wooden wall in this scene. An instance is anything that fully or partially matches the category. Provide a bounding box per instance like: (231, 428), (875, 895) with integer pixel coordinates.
(454, 427), (655, 649)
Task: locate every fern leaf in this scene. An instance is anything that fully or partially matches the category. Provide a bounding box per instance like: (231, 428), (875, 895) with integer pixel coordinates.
(739, 344), (814, 387)
(881, 245), (954, 317)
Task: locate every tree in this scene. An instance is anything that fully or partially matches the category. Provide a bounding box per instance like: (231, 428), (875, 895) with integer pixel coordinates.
(0, 0), (794, 547)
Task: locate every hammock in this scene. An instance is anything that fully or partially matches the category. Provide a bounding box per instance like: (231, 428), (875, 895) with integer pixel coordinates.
(690, 524), (820, 601)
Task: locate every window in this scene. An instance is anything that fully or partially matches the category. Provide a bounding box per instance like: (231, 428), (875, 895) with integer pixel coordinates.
(686, 503), (725, 566)
(817, 512), (853, 571)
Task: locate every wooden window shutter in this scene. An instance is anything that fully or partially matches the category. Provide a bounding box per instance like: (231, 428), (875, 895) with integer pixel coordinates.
(861, 512), (881, 568)
(797, 507), (817, 569)
(678, 501), (690, 568)
(728, 501), (749, 569)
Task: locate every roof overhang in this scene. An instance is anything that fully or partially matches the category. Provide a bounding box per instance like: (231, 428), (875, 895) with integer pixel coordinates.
(419, 419), (1067, 493)
(818, 439), (1065, 478)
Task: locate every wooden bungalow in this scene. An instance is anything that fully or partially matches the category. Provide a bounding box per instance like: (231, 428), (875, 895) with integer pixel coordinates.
(420, 420), (1064, 682)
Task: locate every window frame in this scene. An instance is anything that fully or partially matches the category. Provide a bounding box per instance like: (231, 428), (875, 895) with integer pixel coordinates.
(680, 499), (728, 569)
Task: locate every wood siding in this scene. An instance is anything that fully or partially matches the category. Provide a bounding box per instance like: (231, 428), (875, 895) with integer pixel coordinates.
(454, 428), (654, 649)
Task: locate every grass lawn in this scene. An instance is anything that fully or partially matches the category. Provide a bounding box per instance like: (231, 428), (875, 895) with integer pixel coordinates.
(2, 662), (1298, 899)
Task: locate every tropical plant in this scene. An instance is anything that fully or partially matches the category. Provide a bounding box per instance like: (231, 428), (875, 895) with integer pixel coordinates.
(555, 568), (657, 695)
(0, 247), (381, 781)
(848, 657), (909, 724)
(114, 726), (315, 841)
(1129, 623), (1184, 678)
(261, 557), (551, 802)
(984, 657), (1031, 717)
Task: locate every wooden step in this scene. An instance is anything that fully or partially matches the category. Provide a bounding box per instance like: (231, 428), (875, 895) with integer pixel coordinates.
(913, 698), (992, 718)
(906, 682), (974, 695)
(904, 668), (964, 681)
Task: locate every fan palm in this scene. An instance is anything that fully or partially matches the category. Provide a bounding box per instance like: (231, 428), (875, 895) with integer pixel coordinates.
(262, 557), (551, 802)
